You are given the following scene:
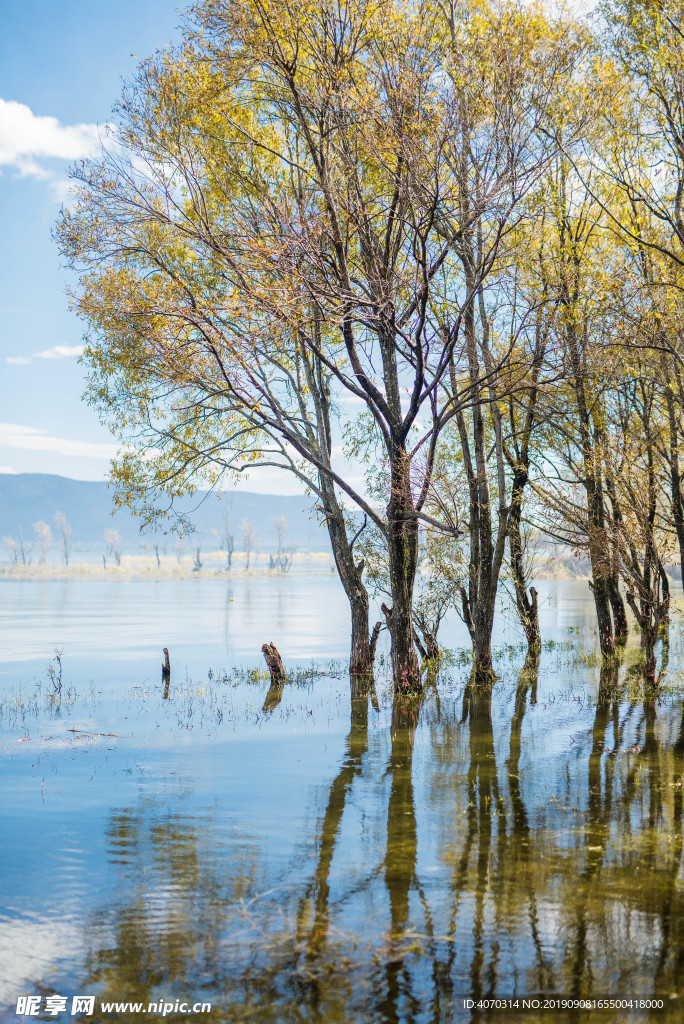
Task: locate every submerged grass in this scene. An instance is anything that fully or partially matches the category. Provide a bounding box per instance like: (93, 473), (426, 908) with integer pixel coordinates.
(2, 629), (684, 741)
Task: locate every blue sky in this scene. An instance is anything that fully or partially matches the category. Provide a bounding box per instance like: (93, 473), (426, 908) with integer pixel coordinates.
(0, 0), (188, 481)
(1, 0), (309, 492)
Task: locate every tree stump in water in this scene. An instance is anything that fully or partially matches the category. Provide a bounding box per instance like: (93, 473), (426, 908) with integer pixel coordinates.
(162, 648), (171, 678)
(262, 642), (284, 683)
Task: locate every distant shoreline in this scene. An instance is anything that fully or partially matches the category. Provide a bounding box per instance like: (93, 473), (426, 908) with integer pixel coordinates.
(0, 549), (335, 580)
(1, 548), (679, 584)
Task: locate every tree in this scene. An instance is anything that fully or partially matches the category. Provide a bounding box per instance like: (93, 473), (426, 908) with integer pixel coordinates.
(33, 521), (53, 565)
(3, 535), (18, 565)
(241, 519), (256, 570)
(270, 515), (291, 572)
(59, 0), (583, 690)
(54, 512), (72, 567)
(105, 529), (123, 566)
(222, 499), (234, 569)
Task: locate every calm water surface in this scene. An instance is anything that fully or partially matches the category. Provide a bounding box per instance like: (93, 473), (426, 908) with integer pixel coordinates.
(1, 574), (683, 1022)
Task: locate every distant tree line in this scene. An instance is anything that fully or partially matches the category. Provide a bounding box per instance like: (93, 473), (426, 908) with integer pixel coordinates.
(3, 511), (73, 567)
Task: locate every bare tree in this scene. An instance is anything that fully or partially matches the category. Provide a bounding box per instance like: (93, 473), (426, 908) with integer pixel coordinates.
(3, 535), (18, 565)
(54, 512), (72, 567)
(33, 521), (53, 565)
(105, 529), (123, 566)
(241, 519), (256, 571)
(270, 515), (291, 572)
(222, 497), (235, 570)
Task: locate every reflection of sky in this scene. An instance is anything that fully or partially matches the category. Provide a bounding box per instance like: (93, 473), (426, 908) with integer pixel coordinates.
(0, 918), (84, 1006)
(0, 577), (604, 677)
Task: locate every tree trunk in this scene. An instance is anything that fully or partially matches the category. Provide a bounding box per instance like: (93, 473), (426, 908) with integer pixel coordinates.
(643, 626), (658, 688)
(369, 620), (383, 666)
(383, 458), (421, 693)
(662, 360), (684, 591)
(607, 575), (628, 645)
(590, 574), (615, 657)
(349, 586), (373, 676)
(460, 584), (496, 684)
(318, 476), (377, 677)
(262, 642), (284, 683)
(659, 563), (671, 630)
(509, 470), (540, 653)
(564, 301), (615, 657)
(424, 631), (439, 661)
(625, 592), (660, 688)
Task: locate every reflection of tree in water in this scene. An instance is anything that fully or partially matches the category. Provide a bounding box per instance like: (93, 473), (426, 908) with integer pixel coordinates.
(505, 655), (556, 995)
(434, 661), (548, 1004)
(379, 694), (423, 1024)
(295, 683), (426, 1024)
(559, 658), (684, 1001)
(288, 658), (684, 1019)
(299, 675), (375, 959)
(76, 658), (684, 1022)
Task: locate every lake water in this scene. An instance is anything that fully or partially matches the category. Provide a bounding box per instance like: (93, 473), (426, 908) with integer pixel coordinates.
(1, 573), (683, 1023)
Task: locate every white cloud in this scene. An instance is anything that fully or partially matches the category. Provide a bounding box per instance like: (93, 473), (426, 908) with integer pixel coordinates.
(5, 344), (84, 366)
(0, 98), (101, 181)
(34, 344), (84, 360)
(0, 465), (18, 473)
(0, 422), (118, 460)
(49, 176), (78, 203)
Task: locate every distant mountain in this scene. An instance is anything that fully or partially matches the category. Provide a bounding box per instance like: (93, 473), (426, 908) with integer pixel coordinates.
(0, 474), (327, 550)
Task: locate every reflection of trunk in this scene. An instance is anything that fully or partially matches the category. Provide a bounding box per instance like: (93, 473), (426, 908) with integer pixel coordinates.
(508, 657), (539, 840)
(304, 679), (372, 958)
(570, 664), (615, 996)
(586, 672), (612, 864)
(506, 655), (552, 990)
(385, 696), (420, 929)
(87, 806), (228, 1008)
(654, 704), (684, 990)
(643, 702), (660, 833)
(262, 679), (285, 713)
(461, 680), (502, 999)
(380, 694), (421, 1024)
